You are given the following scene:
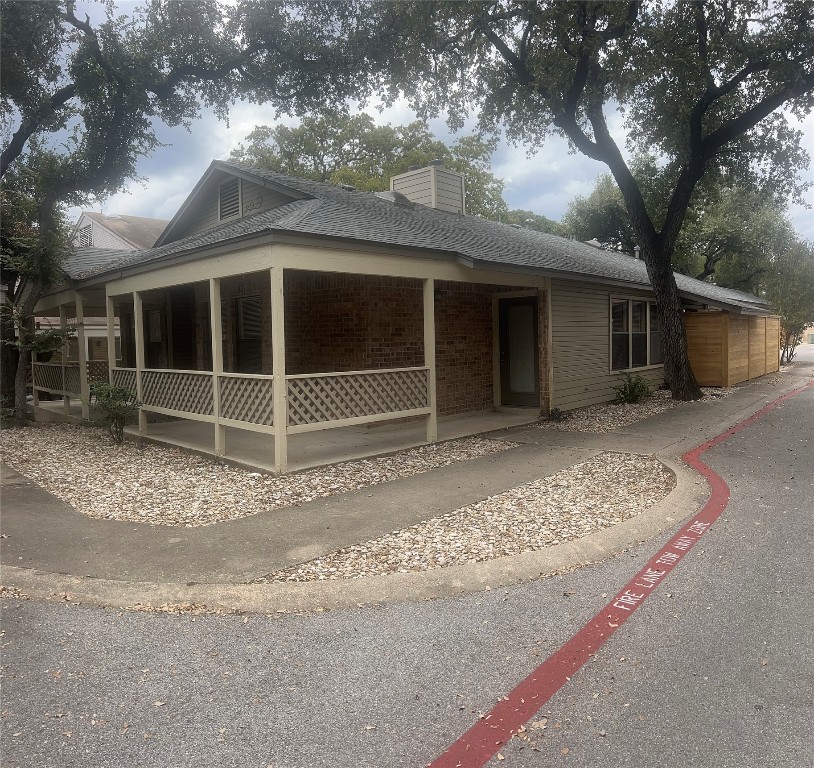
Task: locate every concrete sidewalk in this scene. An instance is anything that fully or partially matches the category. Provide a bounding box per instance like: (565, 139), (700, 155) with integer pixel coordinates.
(2, 361), (812, 612)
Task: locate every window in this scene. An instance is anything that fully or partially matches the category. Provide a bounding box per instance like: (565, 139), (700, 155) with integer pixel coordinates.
(78, 224), (93, 247)
(611, 299), (663, 370)
(219, 177), (240, 220)
(235, 296), (262, 373)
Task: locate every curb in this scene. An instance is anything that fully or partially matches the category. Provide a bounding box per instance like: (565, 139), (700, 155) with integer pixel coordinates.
(0, 456), (706, 614)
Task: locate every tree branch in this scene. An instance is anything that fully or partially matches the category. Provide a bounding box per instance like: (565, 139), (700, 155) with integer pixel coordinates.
(0, 83), (77, 178)
(702, 68), (814, 158)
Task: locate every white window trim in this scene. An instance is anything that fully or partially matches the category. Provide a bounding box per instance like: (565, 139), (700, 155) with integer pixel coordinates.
(609, 296), (664, 373)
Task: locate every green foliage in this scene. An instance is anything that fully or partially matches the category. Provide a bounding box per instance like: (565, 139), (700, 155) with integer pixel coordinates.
(505, 209), (564, 236)
(613, 373), (652, 405)
(547, 407), (566, 422)
(764, 240), (814, 364)
(333, 0), (814, 401)
(563, 170), (797, 293)
(90, 383), (140, 445)
(230, 111), (510, 220)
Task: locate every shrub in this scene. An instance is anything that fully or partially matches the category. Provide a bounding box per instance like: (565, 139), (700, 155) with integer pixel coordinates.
(548, 407), (566, 422)
(613, 372), (652, 404)
(90, 383), (140, 444)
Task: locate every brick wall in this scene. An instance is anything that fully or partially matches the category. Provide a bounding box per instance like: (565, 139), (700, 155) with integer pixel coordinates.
(284, 272), (423, 374)
(186, 271), (543, 418)
(435, 281), (496, 416)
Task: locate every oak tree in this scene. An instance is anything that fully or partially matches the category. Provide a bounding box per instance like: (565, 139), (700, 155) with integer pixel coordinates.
(345, 0), (814, 399)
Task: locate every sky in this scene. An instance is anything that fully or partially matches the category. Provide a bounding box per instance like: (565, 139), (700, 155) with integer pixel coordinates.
(64, 4), (814, 240)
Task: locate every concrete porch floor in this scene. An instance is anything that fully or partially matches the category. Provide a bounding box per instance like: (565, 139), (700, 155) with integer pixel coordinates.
(33, 400), (540, 473)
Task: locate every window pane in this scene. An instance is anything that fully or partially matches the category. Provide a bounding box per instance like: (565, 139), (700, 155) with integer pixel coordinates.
(612, 301), (628, 332)
(631, 333), (647, 367)
(631, 301), (647, 332)
(612, 334), (629, 370)
(649, 303), (660, 332)
(649, 331), (663, 365)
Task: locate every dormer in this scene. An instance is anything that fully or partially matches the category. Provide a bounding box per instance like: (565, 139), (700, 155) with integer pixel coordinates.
(155, 161), (311, 246)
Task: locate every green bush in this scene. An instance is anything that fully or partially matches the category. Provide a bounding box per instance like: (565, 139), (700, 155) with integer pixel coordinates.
(613, 372), (652, 404)
(90, 383), (140, 444)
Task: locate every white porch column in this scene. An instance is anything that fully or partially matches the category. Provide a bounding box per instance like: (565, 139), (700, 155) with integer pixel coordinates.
(423, 278), (438, 442)
(270, 265), (288, 473)
(209, 278), (225, 456)
(59, 304), (70, 414)
(133, 291), (147, 434)
(105, 293), (116, 371)
(75, 293), (89, 420)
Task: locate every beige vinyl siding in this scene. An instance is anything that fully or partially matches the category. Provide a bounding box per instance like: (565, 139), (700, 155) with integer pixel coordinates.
(434, 167), (465, 213)
(390, 166), (465, 213)
(391, 171), (434, 207)
(550, 279), (664, 411)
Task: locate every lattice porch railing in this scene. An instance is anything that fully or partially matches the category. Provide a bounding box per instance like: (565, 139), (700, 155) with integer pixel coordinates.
(219, 374), (274, 426)
(142, 369), (213, 416)
(32, 362), (81, 395)
(111, 367), (137, 392)
(86, 360), (109, 384)
(286, 366), (430, 429)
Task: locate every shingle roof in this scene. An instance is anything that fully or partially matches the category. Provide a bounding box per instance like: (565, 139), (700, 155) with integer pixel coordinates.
(81, 212), (170, 249)
(62, 161), (769, 313)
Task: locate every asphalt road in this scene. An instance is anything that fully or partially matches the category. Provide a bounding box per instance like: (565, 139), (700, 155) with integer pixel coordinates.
(2, 381), (812, 768)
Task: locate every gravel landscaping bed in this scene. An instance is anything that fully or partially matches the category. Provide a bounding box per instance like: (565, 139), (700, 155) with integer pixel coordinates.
(0, 424), (513, 527)
(536, 386), (736, 434)
(255, 452), (675, 582)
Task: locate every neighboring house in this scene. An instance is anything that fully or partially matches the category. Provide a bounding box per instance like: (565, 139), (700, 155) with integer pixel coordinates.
(37, 213), (168, 381)
(803, 325), (814, 345)
(33, 160), (779, 473)
(73, 211), (169, 251)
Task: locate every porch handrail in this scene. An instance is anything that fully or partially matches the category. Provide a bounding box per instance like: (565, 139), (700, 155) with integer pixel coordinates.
(285, 365), (428, 380)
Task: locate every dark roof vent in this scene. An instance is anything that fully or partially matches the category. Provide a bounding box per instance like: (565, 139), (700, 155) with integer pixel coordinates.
(428, 159), (444, 167)
(374, 190), (415, 207)
(339, 184), (356, 191)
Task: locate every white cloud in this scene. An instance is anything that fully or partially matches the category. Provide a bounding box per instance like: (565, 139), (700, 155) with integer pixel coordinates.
(68, 91), (813, 240)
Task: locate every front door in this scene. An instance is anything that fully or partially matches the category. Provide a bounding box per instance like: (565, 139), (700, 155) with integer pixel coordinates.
(499, 296), (540, 407)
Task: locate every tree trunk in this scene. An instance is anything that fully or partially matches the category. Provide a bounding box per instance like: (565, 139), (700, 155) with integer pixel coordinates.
(12, 282), (44, 425)
(642, 243), (703, 401)
(0, 307), (19, 409)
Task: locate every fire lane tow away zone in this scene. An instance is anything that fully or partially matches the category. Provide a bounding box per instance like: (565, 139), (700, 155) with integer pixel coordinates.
(428, 380), (814, 768)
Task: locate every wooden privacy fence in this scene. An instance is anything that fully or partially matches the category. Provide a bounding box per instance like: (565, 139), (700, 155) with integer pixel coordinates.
(685, 313), (780, 387)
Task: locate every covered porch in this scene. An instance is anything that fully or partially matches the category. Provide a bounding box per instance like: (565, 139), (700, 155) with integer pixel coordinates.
(33, 241), (550, 474)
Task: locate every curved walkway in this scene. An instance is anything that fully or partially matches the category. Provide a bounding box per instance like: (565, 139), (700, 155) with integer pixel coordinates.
(3, 360), (812, 613)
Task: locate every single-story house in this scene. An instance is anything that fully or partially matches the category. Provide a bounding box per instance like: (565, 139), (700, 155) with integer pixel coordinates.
(33, 160), (778, 473)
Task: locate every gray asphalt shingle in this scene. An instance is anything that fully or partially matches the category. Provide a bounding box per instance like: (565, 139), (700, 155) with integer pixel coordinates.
(61, 162), (768, 313)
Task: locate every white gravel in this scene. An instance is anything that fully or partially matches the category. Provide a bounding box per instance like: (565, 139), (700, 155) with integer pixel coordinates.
(0, 424), (512, 527)
(256, 452), (675, 582)
(537, 387), (736, 433)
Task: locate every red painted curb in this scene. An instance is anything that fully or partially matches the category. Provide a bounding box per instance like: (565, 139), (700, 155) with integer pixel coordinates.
(427, 380), (814, 768)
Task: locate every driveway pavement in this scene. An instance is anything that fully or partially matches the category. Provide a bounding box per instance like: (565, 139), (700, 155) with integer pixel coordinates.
(2, 358), (813, 613)
(2, 369), (812, 768)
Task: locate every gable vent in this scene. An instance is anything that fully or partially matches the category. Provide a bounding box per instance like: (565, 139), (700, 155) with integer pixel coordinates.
(78, 224), (93, 247)
(219, 177), (240, 220)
